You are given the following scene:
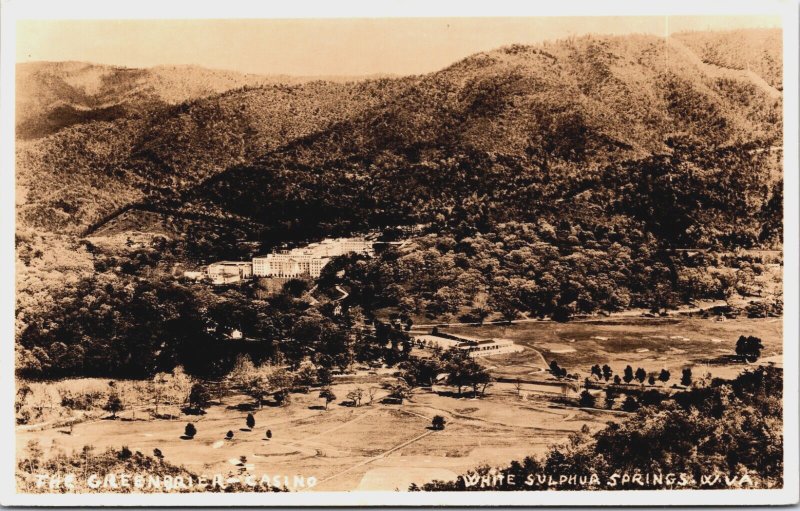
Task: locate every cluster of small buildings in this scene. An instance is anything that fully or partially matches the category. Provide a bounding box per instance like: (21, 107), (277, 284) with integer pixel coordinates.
(413, 331), (523, 358)
(187, 237), (374, 285)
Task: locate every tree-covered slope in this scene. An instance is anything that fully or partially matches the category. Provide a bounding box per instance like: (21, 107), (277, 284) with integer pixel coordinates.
(16, 75), (414, 233)
(169, 32), (781, 251)
(16, 30), (782, 248)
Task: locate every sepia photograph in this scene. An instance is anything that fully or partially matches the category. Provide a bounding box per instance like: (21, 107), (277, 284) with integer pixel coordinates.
(2, 0), (798, 506)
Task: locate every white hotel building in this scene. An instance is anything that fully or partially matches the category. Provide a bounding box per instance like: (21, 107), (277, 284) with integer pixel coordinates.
(252, 237), (373, 278)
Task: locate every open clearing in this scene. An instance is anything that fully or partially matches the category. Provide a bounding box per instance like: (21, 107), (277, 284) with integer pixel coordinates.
(17, 382), (607, 492)
(444, 317), (782, 380)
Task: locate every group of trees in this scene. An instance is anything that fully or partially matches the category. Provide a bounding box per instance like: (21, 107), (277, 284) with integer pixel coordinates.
(324, 216), (771, 324)
(735, 335), (765, 362)
(401, 349), (492, 398)
(419, 366), (783, 490)
(587, 364), (678, 387)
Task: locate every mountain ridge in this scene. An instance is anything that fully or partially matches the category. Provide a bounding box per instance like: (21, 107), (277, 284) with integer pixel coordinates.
(16, 30), (782, 250)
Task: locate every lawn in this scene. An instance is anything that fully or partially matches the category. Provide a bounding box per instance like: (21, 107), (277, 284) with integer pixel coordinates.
(445, 317), (783, 381)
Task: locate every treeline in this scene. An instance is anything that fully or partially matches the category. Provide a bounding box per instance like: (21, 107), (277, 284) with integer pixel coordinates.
(416, 366), (783, 490)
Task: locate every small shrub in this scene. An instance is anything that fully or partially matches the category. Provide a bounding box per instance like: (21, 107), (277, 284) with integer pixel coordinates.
(579, 390), (596, 408)
(118, 446), (132, 460)
(184, 423), (196, 438)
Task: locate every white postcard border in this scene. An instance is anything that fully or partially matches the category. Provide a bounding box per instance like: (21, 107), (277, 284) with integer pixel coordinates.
(1, 0), (797, 506)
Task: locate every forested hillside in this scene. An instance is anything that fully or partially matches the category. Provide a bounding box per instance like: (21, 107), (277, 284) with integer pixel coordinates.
(17, 31), (781, 240)
(673, 29), (782, 90)
(167, 33), (782, 254)
(17, 75), (413, 233)
(418, 366), (783, 490)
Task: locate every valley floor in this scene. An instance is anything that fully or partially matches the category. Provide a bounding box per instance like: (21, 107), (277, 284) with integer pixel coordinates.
(16, 317), (782, 492)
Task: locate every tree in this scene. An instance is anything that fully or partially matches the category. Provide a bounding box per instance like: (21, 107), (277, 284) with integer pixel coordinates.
(266, 429), (272, 440)
(246, 413), (255, 430)
(623, 365), (634, 384)
(188, 382), (212, 412)
(367, 387), (378, 405)
(648, 375), (656, 386)
(604, 388), (616, 409)
(469, 365), (493, 397)
(385, 379), (413, 404)
(590, 365), (602, 380)
(319, 388), (336, 410)
(579, 390), (596, 408)
(153, 448), (164, 461)
(621, 395), (640, 412)
(151, 372), (170, 416)
(268, 368), (294, 405)
(552, 305), (573, 323)
(602, 364), (613, 382)
(401, 357), (441, 387)
(346, 388), (364, 407)
(295, 365), (317, 386)
(635, 367), (647, 385)
(118, 445), (132, 460)
(226, 430), (234, 440)
(514, 379), (523, 397)
(549, 360), (567, 379)
(184, 423), (196, 438)
(681, 367), (693, 387)
(658, 368), (671, 384)
(431, 415), (446, 430)
(735, 335), (764, 362)
(317, 366), (333, 387)
(613, 375), (621, 385)
(103, 393), (123, 419)
(241, 375), (269, 408)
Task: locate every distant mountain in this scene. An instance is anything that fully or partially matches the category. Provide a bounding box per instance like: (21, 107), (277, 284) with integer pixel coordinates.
(17, 62), (269, 139)
(16, 61), (395, 140)
(16, 30), (782, 249)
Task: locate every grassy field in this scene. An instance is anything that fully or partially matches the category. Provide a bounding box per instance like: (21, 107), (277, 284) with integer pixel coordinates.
(444, 317), (782, 381)
(17, 380), (611, 492)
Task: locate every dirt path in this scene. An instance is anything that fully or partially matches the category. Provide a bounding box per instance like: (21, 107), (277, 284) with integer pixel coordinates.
(309, 429), (436, 490)
(288, 406), (379, 445)
(668, 37), (781, 100)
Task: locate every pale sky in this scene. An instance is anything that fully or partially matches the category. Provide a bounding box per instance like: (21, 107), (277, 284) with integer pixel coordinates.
(16, 16), (782, 77)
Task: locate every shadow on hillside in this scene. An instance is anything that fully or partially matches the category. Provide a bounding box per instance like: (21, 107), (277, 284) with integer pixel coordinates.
(227, 403), (258, 412)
